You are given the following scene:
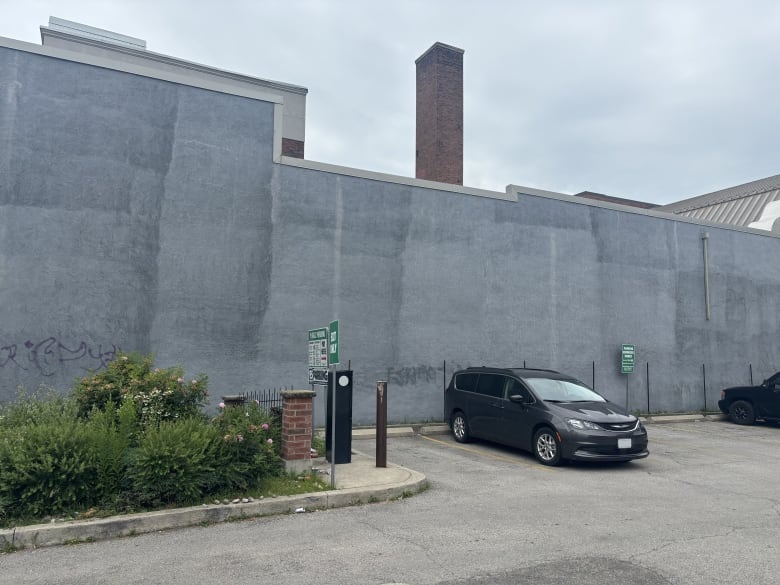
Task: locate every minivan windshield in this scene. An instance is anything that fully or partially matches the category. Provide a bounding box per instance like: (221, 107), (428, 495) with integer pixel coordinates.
(524, 378), (606, 403)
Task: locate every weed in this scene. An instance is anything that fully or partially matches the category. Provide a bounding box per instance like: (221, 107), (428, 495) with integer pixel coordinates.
(63, 536), (96, 546)
(311, 435), (325, 455)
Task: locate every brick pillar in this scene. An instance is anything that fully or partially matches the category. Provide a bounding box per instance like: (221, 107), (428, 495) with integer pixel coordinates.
(415, 42), (464, 185)
(280, 390), (316, 474)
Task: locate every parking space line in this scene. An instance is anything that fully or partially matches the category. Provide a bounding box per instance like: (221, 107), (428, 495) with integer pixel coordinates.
(419, 434), (555, 471)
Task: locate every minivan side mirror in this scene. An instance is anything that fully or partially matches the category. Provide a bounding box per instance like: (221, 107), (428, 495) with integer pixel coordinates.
(509, 394), (530, 404)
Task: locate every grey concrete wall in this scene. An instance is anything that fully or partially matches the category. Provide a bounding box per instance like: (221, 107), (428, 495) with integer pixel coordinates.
(2, 44), (779, 425)
(274, 172), (780, 423)
(0, 46), (275, 400)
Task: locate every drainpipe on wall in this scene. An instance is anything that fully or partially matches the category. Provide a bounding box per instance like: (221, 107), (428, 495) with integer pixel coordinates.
(702, 232), (711, 320)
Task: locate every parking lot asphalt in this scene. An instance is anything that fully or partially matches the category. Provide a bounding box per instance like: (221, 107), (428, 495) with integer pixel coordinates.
(1, 414), (779, 585)
(0, 414), (721, 551)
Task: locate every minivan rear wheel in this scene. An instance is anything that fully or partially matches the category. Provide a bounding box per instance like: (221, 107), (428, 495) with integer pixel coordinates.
(533, 427), (562, 466)
(452, 411), (470, 443)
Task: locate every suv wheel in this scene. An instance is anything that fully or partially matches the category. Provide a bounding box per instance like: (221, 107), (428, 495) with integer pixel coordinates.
(452, 412), (470, 443)
(533, 427), (562, 466)
(729, 400), (756, 425)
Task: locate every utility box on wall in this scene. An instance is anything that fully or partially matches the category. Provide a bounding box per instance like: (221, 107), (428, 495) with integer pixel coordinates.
(325, 370), (353, 464)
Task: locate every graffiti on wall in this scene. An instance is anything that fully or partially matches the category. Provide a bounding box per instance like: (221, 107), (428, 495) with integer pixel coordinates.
(385, 363), (467, 387)
(0, 338), (120, 377)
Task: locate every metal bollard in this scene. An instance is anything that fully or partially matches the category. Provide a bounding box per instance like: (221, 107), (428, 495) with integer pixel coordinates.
(376, 381), (387, 468)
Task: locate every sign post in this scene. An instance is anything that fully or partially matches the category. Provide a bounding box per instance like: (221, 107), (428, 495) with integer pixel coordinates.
(328, 320), (340, 487)
(308, 328), (329, 386)
(328, 320), (339, 366)
(621, 344), (635, 409)
(621, 344), (635, 374)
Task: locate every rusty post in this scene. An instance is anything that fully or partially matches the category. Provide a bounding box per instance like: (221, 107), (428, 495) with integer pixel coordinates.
(376, 380), (387, 468)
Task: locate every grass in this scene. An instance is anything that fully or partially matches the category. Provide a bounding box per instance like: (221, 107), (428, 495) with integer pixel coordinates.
(241, 472), (330, 499)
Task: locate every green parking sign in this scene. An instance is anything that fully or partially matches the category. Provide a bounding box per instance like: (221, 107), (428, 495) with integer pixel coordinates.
(328, 320), (339, 366)
(621, 344), (635, 374)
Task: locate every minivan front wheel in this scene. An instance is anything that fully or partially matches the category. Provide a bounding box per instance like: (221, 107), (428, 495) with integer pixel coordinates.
(533, 427), (562, 466)
(452, 412), (470, 443)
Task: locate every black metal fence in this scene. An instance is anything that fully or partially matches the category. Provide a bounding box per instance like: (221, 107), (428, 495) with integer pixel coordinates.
(441, 359), (770, 415)
(239, 388), (284, 414)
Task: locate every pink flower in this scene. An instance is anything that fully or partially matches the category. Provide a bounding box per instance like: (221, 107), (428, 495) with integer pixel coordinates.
(177, 377), (184, 383)
(261, 423), (269, 430)
(267, 438), (273, 444)
(219, 402), (225, 409)
(236, 434), (244, 442)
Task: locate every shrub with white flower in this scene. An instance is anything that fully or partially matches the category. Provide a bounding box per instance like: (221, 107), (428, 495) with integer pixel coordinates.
(72, 352), (208, 426)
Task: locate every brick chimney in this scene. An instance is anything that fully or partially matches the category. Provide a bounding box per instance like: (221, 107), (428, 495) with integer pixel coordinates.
(415, 42), (464, 185)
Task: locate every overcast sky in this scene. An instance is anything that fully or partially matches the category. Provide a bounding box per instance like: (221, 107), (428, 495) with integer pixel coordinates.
(2, 1), (779, 204)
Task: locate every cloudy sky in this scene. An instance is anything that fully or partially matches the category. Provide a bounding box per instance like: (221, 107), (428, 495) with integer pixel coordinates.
(2, 0), (779, 204)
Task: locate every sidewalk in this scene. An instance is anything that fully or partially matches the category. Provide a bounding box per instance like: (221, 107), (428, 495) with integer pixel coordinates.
(0, 415), (721, 550)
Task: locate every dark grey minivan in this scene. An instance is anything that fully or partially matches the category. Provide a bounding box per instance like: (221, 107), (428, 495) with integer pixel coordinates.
(444, 367), (649, 466)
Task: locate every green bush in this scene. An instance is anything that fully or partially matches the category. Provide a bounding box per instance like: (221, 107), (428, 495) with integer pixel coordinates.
(0, 386), (78, 428)
(210, 402), (282, 492)
(0, 493), (9, 524)
(72, 352), (208, 426)
(0, 359), (297, 524)
(85, 400), (138, 507)
(0, 390), (95, 521)
(0, 419), (100, 518)
(127, 418), (221, 507)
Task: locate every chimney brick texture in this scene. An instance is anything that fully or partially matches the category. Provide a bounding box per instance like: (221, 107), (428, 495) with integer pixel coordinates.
(282, 138), (305, 158)
(416, 43), (464, 185)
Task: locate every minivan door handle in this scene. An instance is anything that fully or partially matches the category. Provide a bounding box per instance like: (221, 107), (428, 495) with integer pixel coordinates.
(490, 402), (504, 409)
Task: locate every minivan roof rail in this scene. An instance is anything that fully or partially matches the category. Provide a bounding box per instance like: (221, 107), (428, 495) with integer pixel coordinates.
(464, 366), (560, 374)
(465, 366), (506, 371)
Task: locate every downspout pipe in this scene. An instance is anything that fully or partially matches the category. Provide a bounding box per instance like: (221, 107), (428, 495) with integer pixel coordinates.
(702, 232), (711, 320)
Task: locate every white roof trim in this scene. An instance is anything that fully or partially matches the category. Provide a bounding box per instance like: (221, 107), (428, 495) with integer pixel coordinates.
(0, 35), (284, 105)
(46, 16), (146, 50)
(508, 184), (780, 238)
(280, 156), (517, 201)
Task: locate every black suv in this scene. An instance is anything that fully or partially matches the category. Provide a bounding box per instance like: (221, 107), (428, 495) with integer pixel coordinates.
(718, 372), (780, 425)
(444, 367), (649, 466)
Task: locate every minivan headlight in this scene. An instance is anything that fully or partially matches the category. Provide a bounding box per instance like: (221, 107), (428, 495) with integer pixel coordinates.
(566, 418), (600, 431)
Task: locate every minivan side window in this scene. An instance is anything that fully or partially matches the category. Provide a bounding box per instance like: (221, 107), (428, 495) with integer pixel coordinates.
(475, 373), (506, 398)
(454, 373), (479, 393)
(506, 378), (532, 402)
